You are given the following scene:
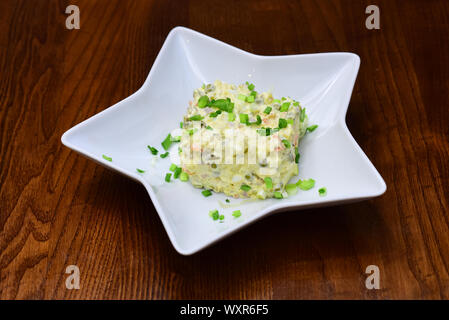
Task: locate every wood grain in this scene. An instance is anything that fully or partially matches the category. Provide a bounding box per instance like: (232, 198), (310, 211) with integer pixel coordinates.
(0, 0), (448, 299)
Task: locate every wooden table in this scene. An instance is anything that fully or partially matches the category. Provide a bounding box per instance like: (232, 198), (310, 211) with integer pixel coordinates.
(1, 0), (448, 300)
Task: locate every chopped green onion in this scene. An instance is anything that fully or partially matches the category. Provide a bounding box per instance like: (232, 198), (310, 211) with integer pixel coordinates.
(174, 167), (182, 179)
(274, 191), (283, 199)
(169, 163), (177, 172)
(160, 152), (169, 158)
(281, 97), (286, 101)
(232, 210), (241, 218)
(180, 172), (189, 181)
(147, 146), (158, 155)
(307, 124), (318, 132)
(206, 125), (213, 130)
(240, 184), (251, 192)
(264, 177), (273, 190)
(246, 95), (255, 103)
(188, 128), (197, 136)
(219, 214), (225, 221)
(273, 99), (280, 104)
(278, 118), (288, 129)
(225, 199), (230, 203)
(202, 189), (212, 197)
(296, 178), (316, 190)
(280, 102), (290, 112)
(257, 128), (271, 136)
(255, 115), (262, 125)
(165, 173), (172, 182)
(180, 122), (183, 128)
(239, 113), (249, 124)
(293, 101), (300, 107)
(238, 94), (246, 101)
(209, 98), (234, 113)
(189, 114), (204, 121)
(287, 119), (294, 125)
(294, 147), (300, 163)
(246, 82), (255, 91)
(171, 136), (181, 142)
(198, 95), (209, 108)
(209, 209), (219, 220)
(264, 106), (272, 114)
(286, 184), (298, 196)
(209, 112), (219, 118)
(136, 168), (145, 173)
(228, 113), (236, 121)
(282, 139), (291, 148)
(102, 154), (112, 162)
(300, 108), (306, 122)
(161, 134), (172, 151)
(319, 187), (327, 196)
(250, 90), (257, 97)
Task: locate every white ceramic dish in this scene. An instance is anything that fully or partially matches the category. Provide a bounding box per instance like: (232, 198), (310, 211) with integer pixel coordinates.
(61, 26), (386, 255)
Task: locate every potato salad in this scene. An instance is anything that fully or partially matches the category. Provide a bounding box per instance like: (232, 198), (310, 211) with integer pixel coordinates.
(179, 80), (309, 199)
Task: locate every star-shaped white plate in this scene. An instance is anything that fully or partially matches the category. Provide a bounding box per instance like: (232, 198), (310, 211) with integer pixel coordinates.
(61, 27), (386, 255)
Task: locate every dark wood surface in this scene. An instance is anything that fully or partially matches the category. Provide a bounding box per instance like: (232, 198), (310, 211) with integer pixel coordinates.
(1, 0), (448, 299)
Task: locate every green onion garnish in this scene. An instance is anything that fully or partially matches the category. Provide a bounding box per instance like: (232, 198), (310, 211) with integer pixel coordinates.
(219, 214), (225, 221)
(102, 154), (112, 162)
(240, 184), (251, 192)
(307, 124), (318, 132)
(209, 209), (219, 220)
(257, 128), (271, 136)
(300, 108), (306, 122)
(209, 98), (234, 113)
(169, 163), (177, 172)
(273, 99), (280, 103)
(209, 112), (219, 118)
(225, 199), (230, 203)
(296, 178), (315, 190)
(246, 82), (255, 91)
(293, 101), (299, 107)
(206, 125), (213, 130)
(286, 184), (298, 196)
(189, 114), (204, 121)
(232, 210), (241, 218)
(188, 128), (197, 136)
(281, 97), (286, 101)
(180, 122), (183, 128)
(161, 134), (172, 150)
(180, 172), (189, 181)
(274, 191), (283, 199)
(264, 107), (272, 114)
(174, 167), (182, 179)
(160, 152), (169, 158)
(264, 177), (273, 190)
(165, 173), (172, 182)
(198, 95), (209, 108)
(239, 113), (249, 124)
(228, 113), (236, 121)
(282, 139), (291, 148)
(147, 146), (158, 155)
(250, 90), (257, 97)
(287, 119), (294, 125)
(136, 168), (145, 173)
(294, 147), (300, 163)
(319, 187), (327, 196)
(171, 136), (181, 142)
(202, 189), (212, 197)
(280, 102), (290, 112)
(278, 118), (288, 129)
(238, 94), (246, 101)
(246, 95), (255, 103)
